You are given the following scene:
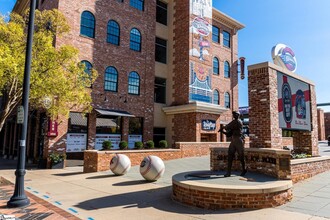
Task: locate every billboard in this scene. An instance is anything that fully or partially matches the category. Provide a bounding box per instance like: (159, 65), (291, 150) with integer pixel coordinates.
(277, 72), (311, 131)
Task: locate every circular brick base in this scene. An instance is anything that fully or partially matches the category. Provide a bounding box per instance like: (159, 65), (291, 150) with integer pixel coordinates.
(172, 171), (293, 209)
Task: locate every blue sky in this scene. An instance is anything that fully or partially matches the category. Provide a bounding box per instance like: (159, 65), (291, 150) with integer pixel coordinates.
(1, 0), (330, 112)
(215, 0), (330, 112)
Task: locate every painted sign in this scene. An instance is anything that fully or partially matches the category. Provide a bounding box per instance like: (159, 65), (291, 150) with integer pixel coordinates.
(128, 135), (142, 149)
(272, 44), (297, 72)
(189, 0), (213, 103)
(277, 72), (311, 131)
(201, 120), (216, 131)
(95, 134), (121, 150)
(66, 133), (87, 152)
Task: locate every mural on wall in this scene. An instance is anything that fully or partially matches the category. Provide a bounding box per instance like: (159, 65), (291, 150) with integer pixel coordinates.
(277, 72), (311, 131)
(189, 0), (213, 103)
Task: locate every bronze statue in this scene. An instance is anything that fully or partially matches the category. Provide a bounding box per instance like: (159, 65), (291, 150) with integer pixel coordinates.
(220, 111), (247, 177)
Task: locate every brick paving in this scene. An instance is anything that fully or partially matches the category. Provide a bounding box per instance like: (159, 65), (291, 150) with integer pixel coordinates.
(0, 178), (80, 220)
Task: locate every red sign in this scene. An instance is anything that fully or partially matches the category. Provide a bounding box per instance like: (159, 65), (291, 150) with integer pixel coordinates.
(47, 119), (58, 137)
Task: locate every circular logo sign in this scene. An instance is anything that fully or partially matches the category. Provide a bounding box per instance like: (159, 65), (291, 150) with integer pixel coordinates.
(272, 44), (297, 72)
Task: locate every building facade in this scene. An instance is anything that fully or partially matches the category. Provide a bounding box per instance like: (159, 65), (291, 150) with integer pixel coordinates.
(1, 0), (244, 163)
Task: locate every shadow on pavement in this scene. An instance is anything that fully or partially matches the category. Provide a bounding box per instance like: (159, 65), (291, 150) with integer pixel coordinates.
(52, 172), (85, 176)
(112, 180), (150, 186)
(74, 186), (256, 215)
(85, 174), (117, 179)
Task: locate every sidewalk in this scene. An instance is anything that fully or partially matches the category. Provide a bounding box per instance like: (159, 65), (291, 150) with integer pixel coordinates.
(1, 143), (330, 219)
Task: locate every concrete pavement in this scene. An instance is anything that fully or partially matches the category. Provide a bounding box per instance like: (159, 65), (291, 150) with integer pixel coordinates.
(1, 142), (330, 219)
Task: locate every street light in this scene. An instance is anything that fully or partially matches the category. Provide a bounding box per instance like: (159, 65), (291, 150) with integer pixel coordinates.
(7, 0), (37, 208)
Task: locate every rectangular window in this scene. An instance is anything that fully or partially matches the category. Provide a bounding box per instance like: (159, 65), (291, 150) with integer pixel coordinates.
(96, 116), (121, 134)
(129, 117), (143, 134)
(212, 25), (219, 43)
(155, 37), (167, 64)
(154, 77), (166, 104)
(223, 30), (231, 48)
(156, 0), (167, 25)
(153, 127), (166, 148)
(130, 0), (144, 11)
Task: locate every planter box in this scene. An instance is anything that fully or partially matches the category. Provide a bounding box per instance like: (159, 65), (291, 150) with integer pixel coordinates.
(51, 160), (65, 169)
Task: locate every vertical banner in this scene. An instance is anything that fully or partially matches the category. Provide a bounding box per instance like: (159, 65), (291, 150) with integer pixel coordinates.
(277, 72), (311, 131)
(189, 0), (213, 103)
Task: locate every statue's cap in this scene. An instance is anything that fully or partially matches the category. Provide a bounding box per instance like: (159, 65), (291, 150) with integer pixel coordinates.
(232, 111), (240, 116)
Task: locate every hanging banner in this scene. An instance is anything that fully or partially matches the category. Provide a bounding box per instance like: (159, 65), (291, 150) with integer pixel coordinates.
(277, 72), (311, 131)
(66, 133), (87, 152)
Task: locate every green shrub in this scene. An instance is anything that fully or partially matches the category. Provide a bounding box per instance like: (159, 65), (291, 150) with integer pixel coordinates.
(102, 140), (112, 150)
(145, 140), (154, 149)
(119, 141), (128, 150)
(159, 140), (168, 148)
(134, 141), (143, 149)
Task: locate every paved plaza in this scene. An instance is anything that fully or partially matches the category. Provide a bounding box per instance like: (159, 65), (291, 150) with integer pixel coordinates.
(1, 142), (330, 219)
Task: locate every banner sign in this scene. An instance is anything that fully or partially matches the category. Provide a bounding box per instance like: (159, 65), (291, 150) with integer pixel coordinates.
(95, 134), (121, 150)
(277, 72), (311, 131)
(201, 120), (216, 131)
(189, 0), (213, 103)
(47, 119), (58, 137)
(66, 133), (87, 152)
(128, 135), (142, 149)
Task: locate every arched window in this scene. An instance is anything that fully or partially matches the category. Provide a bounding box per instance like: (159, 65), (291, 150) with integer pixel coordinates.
(80, 11), (95, 38)
(225, 92), (230, 108)
(130, 28), (141, 52)
(130, 0), (144, 11)
(81, 60), (92, 75)
(128, 71), (140, 95)
(107, 20), (120, 45)
(224, 61), (230, 78)
(105, 66), (118, 92)
(213, 57), (219, 75)
(213, 90), (220, 105)
(80, 60), (93, 87)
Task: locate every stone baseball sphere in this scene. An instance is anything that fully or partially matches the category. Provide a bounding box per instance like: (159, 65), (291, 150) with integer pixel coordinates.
(139, 156), (165, 181)
(110, 154), (131, 175)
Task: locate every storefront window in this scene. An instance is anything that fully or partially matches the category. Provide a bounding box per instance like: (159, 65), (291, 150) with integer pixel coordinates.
(129, 117), (143, 134)
(96, 116), (121, 134)
(68, 112), (87, 133)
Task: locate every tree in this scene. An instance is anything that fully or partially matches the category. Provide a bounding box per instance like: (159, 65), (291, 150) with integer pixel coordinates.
(0, 9), (97, 132)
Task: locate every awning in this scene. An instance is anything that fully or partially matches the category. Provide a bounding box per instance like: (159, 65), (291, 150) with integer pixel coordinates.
(95, 109), (135, 117)
(69, 112), (87, 126)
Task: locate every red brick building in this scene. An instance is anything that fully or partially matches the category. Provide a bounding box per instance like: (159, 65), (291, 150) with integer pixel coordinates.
(1, 0), (244, 163)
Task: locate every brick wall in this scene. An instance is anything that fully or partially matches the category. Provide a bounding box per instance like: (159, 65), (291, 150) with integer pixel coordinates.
(172, 183), (292, 209)
(291, 157), (330, 183)
(248, 66), (282, 149)
(282, 137), (293, 147)
(210, 147), (291, 179)
(317, 108), (325, 141)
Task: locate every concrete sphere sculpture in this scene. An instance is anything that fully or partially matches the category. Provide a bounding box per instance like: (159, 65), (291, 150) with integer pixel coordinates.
(140, 156), (165, 181)
(110, 154), (131, 175)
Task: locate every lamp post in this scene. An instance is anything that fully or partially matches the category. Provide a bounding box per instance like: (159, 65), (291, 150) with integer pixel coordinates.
(7, 0), (37, 208)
